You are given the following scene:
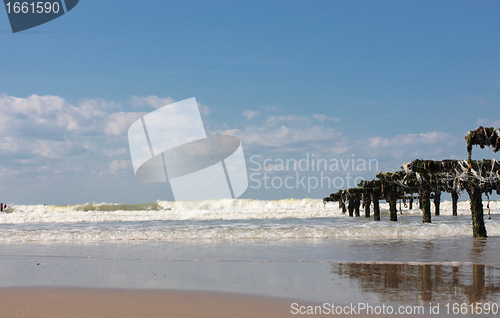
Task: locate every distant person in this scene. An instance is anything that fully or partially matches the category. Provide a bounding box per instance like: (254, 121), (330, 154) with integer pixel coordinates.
(1, 203), (3, 212)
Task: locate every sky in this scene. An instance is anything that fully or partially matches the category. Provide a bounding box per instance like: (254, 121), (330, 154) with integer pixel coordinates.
(0, 0), (499, 204)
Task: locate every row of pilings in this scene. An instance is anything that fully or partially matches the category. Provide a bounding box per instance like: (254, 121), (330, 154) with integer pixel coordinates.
(324, 127), (500, 238)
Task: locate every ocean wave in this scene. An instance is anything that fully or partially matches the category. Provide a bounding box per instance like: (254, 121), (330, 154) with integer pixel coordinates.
(0, 199), (498, 224)
(0, 199), (499, 242)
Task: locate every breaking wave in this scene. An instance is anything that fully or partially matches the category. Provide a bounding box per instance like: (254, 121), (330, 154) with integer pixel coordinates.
(0, 199), (498, 242)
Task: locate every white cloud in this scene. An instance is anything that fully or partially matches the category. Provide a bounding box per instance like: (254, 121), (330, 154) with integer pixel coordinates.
(0, 94), (147, 139)
(104, 112), (143, 136)
(242, 125), (337, 147)
(218, 113), (342, 150)
(0, 94), (141, 174)
(0, 94), (470, 200)
(367, 132), (457, 148)
(243, 110), (260, 119)
(0, 94), (79, 135)
(476, 118), (500, 128)
(0, 137), (89, 159)
(218, 109), (463, 167)
(110, 160), (131, 171)
(0, 94), (133, 138)
(99, 160), (131, 176)
(312, 114), (340, 123)
(365, 132), (461, 160)
(131, 95), (175, 109)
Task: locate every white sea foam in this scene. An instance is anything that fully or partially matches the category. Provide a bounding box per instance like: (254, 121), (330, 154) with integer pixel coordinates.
(1, 199), (498, 224)
(0, 199), (498, 242)
(1, 199), (340, 224)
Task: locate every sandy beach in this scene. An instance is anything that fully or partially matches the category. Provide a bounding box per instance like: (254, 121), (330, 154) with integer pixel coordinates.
(0, 288), (300, 318)
(0, 288), (465, 318)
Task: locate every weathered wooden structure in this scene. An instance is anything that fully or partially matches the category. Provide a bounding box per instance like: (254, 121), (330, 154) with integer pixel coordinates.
(324, 127), (500, 237)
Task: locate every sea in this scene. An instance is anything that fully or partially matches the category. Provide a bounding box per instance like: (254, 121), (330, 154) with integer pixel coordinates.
(2, 199), (500, 242)
(1, 199), (500, 314)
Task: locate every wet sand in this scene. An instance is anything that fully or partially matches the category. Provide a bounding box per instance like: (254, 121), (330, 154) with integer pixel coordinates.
(0, 241), (497, 317)
(0, 288), (451, 318)
(0, 288), (299, 318)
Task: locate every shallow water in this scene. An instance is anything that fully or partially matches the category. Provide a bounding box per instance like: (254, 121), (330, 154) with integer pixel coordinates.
(1, 239), (499, 310)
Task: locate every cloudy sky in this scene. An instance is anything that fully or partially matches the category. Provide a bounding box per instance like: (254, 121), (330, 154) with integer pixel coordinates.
(1, 1), (499, 204)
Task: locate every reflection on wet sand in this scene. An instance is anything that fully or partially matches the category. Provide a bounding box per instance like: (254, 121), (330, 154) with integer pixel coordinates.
(332, 240), (500, 304)
(333, 263), (500, 304)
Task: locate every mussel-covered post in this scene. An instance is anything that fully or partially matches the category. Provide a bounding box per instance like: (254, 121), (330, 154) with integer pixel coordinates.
(347, 188), (362, 217)
(359, 180), (381, 221)
(421, 186), (431, 223)
(362, 192), (371, 218)
(403, 160), (453, 224)
(388, 186), (397, 221)
(467, 183), (487, 237)
(465, 126), (500, 164)
(451, 190), (458, 216)
(461, 159), (500, 238)
(372, 192), (381, 221)
(377, 171), (404, 222)
(347, 195), (355, 217)
(371, 181), (382, 221)
(434, 188), (441, 216)
(323, 190), (348, 214)
(340, 201), (346, 213)
(337, 191), (347, 213)
(354, 194), (361, 217)
(463, 127), (500, 236)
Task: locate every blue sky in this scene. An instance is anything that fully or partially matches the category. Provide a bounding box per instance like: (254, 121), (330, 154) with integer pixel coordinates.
(1, 0), (499, 204)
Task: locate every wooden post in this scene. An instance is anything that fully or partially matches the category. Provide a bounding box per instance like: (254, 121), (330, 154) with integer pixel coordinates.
(348, 197), (354, 217)
(467, 185), (487, 237)
(421, 187), (431, 223)
(389, 189), (397, 222)
(354, 195), (361, 217)
(434, 189), (441, 216)
(363, 193), (371, 218)
(451, 190), (458, 216)
(486, 193), (491, 220)
(372, 192), (380, 221)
